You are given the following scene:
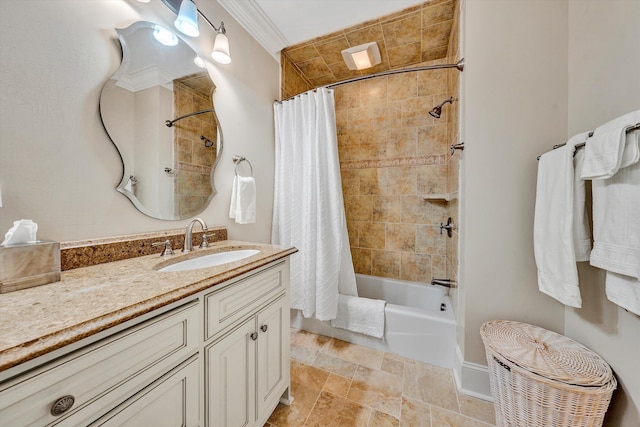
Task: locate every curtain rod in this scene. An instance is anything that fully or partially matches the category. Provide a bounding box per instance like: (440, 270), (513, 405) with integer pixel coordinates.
(536, 122), (640, 160)
(275, 58), (464, 104)
(165, 109), (214, 127)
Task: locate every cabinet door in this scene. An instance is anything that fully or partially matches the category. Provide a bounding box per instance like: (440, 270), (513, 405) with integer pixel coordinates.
(256, 296), (289, 421)
(89, 355), (199, 427)
(206, 318), (256, 427)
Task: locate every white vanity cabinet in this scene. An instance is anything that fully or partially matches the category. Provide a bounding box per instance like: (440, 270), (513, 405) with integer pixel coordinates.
(205, 260), (290, 427)
(0, 257), (291, 427)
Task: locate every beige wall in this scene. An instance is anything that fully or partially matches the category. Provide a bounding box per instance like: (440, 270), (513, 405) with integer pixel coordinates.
(0, 0), (279, 243)
(462, 0), (639, 424)
(565, 1), (640, 425)
(461, 0), (567, 367)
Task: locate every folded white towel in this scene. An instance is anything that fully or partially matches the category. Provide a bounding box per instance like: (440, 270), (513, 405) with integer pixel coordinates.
(581, 111), (640, 179)
(534, 132), (590, 308)
(229, 176), (256, 224)
(331, 294), (386, 338)
(590, 158), (640, 279)
(573, 148), (592, 262)
(620, 130), (639, 169)
(605, 272), (640, 315)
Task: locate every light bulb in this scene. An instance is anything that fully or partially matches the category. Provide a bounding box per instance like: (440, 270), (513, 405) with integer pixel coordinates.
(153, 25), (178, 46)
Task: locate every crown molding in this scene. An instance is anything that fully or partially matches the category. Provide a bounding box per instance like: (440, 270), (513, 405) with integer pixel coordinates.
(217, 0), (289, 60)
(115, 65), (174, 92)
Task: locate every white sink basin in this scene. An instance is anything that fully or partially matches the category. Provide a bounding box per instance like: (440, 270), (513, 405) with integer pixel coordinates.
(158, 249), (260, 272)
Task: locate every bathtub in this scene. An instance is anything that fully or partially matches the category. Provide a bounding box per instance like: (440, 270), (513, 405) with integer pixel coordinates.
(290, 274), (457, 369)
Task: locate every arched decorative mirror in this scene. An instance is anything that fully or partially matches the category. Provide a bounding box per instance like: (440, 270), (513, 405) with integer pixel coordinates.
(100, 21), (222, 220)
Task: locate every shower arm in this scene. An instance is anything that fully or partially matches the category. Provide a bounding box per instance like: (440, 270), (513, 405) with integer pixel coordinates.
(165, 108), (214, 127)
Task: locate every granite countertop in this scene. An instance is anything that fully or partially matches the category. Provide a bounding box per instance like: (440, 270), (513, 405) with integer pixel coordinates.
(0, 240), (297, 372)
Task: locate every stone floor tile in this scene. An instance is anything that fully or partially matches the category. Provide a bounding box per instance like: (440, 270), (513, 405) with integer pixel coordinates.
(347, 365), (404, 418)
(323, 372), (352, 397)
(304, 391), (371, 427)
(381, 356), (405, 377)
(430, 405), (494, 427)
(458, 394), (496, 425)
(290, 344), (319, 364)
(369, 410), (400, 427)
(322, 338), (385, 370)
(313, 352), (358, 378)
(399, 396), (431, 427)
(403, 362), (459, 412)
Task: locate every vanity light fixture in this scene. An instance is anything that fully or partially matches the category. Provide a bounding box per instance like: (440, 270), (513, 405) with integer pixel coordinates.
(341, 42), (381, 70)
(174, 0), (199, 37)
(166, 0), (232, 64)
(153, 25), (179, 46)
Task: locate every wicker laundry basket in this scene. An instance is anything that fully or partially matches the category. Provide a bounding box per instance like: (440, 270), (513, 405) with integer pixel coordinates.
(480, 320), (616, 427)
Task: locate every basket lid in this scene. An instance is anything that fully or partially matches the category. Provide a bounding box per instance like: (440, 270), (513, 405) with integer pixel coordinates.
(480, 320), (613, 386)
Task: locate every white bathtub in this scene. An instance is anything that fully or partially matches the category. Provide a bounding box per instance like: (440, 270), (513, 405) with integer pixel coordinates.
(290, 274), (457, 369)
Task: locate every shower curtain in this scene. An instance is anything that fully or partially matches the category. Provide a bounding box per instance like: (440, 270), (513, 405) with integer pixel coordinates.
(272, 88), (357, 321)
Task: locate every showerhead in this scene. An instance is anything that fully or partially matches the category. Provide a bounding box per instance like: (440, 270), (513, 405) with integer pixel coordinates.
(429, 97), (455, 119)
(200, 135), (215, 148)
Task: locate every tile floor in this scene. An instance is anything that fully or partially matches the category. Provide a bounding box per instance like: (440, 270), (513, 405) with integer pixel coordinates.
(267, 329), (496, 427)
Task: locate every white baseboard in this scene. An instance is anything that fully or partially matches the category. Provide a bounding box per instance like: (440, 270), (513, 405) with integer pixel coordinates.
(454, 346), (493, 401)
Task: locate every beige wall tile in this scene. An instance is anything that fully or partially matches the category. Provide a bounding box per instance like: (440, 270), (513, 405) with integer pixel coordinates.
(388, 42), (422, 68)
(418, 124), (448, 155)
(422, 1), (456, 26)
(416, 224), (446, 255)
(360, 222), (386, 249)
(359, 168), (383, 195)
(422, 20), (453, 51)
(387, 73), (418, 101)
(371, 250), (401, 278)
(386, 223), (416, 252)
(372, 196), (402, 223)
(351, 247), (372, 274)
(400, 252), (431, 282)
(344, 195), (373, 222)
(387, 128), (418, 158)
(382, 11), (421, 48)
(382, 167), (417, 195)
(316, 36), (350, 65)
(417, 164), (447, 194)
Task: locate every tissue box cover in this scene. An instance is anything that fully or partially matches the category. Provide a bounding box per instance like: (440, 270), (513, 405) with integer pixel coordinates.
(0, 240), (61, 293)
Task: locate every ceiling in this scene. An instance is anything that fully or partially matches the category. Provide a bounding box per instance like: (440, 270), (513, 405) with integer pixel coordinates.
(217, 0), (431, 57)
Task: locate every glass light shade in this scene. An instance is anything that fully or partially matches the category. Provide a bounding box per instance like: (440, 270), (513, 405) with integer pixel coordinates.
(351, 49), (374, 70)
(174, 0), (199, 37)
(153, 25), (179, 46)
(211, 32), (231, 64)
(193, 56), (205, 68)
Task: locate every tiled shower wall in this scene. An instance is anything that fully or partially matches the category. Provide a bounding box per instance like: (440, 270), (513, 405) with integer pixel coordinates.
(173, 74), (217, 218)
(334, 66), (452, 283)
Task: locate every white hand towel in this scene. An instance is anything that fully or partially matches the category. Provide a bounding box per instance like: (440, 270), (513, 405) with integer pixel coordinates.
(534, 132), (590, 308)
(581, 110), (640, 179)
(590, 158), (640, 279)
(605, 272), (640, 316)
(233, 176), (256, 224)
(229, 176), (238, 219)
(331, 294), (386, 338)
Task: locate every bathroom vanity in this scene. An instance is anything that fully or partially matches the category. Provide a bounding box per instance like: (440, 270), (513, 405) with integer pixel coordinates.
(0, 241), (296, 427)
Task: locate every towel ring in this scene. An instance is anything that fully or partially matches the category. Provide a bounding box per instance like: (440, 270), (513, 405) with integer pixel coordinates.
(232, 155), (253, 177)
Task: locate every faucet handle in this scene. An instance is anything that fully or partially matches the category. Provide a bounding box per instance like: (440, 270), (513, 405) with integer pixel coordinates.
(152, 239), (175, 256)
(199, 233), (215, 249)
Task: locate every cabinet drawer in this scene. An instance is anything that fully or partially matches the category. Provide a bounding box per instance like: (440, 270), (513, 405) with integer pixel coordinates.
(205, 263), (285, 340)
(0, 302), (199, 426)
(89, 355), (199, 427)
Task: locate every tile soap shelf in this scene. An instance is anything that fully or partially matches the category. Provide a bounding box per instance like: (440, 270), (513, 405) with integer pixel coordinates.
(422, 193), (452, 202)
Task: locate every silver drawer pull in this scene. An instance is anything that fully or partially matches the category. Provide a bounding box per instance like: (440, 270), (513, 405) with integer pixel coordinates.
(250, 332), (258, 341)
(51, 395), (75, 416)
(260, 325), (268, 332)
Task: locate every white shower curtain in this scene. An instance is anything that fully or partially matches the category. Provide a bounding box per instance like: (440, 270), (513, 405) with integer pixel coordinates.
(272, 88), (357, 321)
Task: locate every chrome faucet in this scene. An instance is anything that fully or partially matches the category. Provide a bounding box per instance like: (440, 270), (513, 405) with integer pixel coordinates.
(183, 218), (208, 253)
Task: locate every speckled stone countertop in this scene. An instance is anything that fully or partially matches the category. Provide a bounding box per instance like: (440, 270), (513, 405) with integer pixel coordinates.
(0, 240), (297, 372)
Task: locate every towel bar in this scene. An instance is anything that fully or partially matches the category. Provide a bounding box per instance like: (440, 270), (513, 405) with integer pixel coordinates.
(232, 155), (253, 177)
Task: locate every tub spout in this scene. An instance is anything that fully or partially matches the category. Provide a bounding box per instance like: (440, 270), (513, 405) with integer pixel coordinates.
(431, 278), (456, 288)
